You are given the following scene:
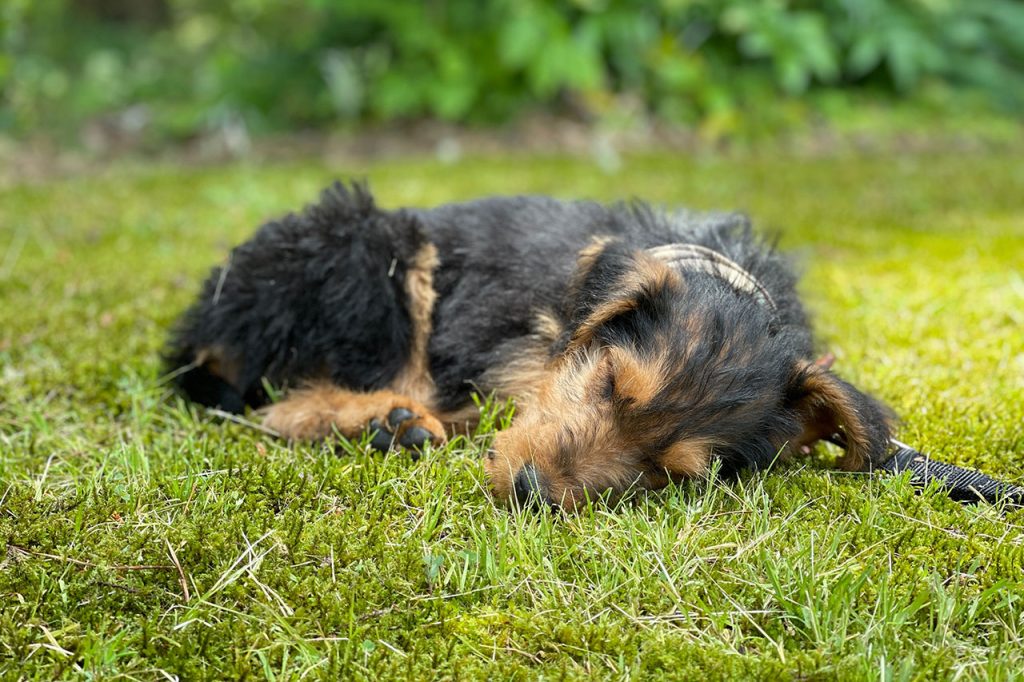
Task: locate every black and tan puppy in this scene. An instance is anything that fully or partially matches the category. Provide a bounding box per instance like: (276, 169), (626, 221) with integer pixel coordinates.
(166, 181), (892, 510)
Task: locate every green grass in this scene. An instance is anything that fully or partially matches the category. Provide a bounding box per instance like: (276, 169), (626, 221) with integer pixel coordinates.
(1, 151), (1023, 680)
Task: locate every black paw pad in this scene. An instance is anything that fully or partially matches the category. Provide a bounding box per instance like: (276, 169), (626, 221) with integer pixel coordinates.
(366, 409), (438, 456)
(368, 418), (394, 451)
(400, 426), (435, 449)
(387, 407), (417, 430)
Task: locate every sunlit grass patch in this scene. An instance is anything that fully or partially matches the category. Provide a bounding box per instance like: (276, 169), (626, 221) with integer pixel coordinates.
(1, 151), (1022, 680)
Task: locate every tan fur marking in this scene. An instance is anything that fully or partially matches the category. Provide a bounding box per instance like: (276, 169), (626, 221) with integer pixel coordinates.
(533, 309), (563, 344)
(481, 345), (551, 407)
(792, 365), (873, 471)
(608, 347), (664, 406)
(390, 242), (439, 403)
(571, 298), (640, 350)
(260, 383), (445, 445)
(629, 251), (681, 291)
(658, 439), (713, 477)
(568, 235), (616, 287)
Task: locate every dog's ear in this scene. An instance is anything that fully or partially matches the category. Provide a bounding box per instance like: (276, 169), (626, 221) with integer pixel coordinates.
(786, 362), (894, 471)
(562, 238), (679, 351)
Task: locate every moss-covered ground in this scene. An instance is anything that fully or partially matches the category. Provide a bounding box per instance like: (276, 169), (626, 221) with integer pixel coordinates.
(1, 151), (1022, 680)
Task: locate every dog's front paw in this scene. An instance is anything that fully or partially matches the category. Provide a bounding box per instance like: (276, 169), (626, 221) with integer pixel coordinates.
(258, 385), (447, 452)
(368, 407), (446, 455)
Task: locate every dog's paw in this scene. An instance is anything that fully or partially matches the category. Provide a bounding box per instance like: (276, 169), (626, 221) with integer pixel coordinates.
(259, 386), (447, 451)
(367, 407), (446, 455)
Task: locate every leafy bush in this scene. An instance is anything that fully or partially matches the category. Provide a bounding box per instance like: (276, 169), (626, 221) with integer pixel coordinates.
(3, 0), (1023, 142)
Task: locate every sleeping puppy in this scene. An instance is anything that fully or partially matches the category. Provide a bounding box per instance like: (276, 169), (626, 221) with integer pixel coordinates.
(166, 182), (892, 510)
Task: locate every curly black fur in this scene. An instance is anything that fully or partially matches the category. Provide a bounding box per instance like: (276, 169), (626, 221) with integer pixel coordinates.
(166, 183), (423, 408)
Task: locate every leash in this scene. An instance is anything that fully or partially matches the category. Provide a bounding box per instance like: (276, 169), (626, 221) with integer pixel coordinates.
(828, 432), (1024, 508)
(819, 353), (1023, 507)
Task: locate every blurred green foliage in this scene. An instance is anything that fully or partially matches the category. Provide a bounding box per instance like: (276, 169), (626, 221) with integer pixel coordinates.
(3, 0), (1023, 142)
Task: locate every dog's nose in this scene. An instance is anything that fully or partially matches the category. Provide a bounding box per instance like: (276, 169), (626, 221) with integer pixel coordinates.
(512, 463), (555, 510)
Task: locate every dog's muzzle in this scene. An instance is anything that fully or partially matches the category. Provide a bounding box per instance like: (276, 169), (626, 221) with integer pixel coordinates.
(512, 463), (558, 511)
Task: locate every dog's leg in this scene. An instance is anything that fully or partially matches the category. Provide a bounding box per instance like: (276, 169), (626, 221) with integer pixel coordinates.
(260, 383), (446, 450)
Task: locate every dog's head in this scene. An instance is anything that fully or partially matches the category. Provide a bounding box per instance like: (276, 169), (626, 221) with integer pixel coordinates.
(485, 238), (892, 511)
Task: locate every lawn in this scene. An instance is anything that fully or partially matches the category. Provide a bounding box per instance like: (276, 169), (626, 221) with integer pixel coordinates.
(1, 150), (1023, 680)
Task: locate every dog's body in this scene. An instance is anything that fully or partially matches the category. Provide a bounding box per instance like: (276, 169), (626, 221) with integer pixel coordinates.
(167, 182), (892, 509)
